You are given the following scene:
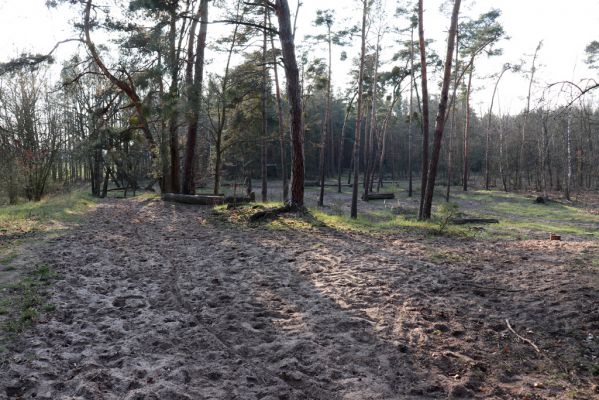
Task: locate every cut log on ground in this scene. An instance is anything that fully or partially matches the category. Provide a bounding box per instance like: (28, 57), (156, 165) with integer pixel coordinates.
(451, 218), (499, 225)
(362, 193), (395, 201)
(163, 193), (225, 205)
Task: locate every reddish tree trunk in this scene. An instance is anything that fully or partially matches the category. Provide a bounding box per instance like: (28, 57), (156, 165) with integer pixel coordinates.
(408, 26), (415, 198)
(182, 0), (209, 195)
(167, 11), (181, 193)
(422, 0), (462, 219)
(274, 0), (304, 207)
(351, 0), (368, 219)
(417, 0), (430, 219)
(269, 13), (289, 201)
(364, 32), (381, 200)
(261, 8), (269, 202)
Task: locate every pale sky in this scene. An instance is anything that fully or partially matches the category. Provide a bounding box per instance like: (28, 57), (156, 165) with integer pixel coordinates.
(1, 0), (598, 114)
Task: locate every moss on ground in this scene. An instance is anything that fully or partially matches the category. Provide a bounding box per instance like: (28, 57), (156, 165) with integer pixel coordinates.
(449, 190), (599, 239)
(1, 264), (57, 340)
(211, 187), (599, 241)
(0, 188), (99, 237)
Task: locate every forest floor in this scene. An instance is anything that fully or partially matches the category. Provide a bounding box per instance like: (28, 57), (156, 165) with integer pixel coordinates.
(0, 184), (598, 399)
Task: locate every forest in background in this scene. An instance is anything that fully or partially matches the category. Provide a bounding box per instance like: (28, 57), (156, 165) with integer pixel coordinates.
(0, 0), (598, 217)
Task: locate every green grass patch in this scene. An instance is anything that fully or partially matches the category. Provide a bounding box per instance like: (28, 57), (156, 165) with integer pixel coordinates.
(211, 202), (286, 226)
(128, 191), (160, 201)
(214, 187), (597, 240)
(0, 188), (101, 268)
(1, 264), (57, 335)
(211, 196), (473, 237)
(42, 303), (56, 312)
(0, 187), (99, 237)
(498, 219), (599, 239)
(0, 299), (10, 316)
(449, 190), (599, 239)
(310, 208), (470, 237)
(0, 252), (18, 265)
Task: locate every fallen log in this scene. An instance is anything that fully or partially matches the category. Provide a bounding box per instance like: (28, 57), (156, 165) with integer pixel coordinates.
(163, 193), (225, 205)
(362, 193), (395, 201)
(451, 218), (499, 225)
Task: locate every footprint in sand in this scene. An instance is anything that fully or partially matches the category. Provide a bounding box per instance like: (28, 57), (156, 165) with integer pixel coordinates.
(112, 295), (147, 309)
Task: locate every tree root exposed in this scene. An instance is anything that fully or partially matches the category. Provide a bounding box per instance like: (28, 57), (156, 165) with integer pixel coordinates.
(249, 203), (307, 222)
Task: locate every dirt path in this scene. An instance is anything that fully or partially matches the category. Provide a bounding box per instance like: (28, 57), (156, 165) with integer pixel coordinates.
(1, 198), (597, 399)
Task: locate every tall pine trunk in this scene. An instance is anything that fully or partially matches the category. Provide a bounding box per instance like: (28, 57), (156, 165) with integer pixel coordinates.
(182, 0), (209, 194)
(417, 0), (431, 219)
(261, 9), (269, 202)
(364, 32), (381, 200)
(485, 66), (508, 190)
(350, 0), (368, 218)
(167, 11), (181, 193)
(269, 12), (289, 201)
(462, 66), (473, 191)
(318, 24), (333, 206)
(446, 32), (459, 202)
(274, 0), (304, 207)
(421, 0), (461, 219)
(408, 26), (415, 197)
(318, 25), (333, 207)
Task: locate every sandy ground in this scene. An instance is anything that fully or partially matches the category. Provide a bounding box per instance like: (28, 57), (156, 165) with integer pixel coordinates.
(1, 197), (598, 399)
